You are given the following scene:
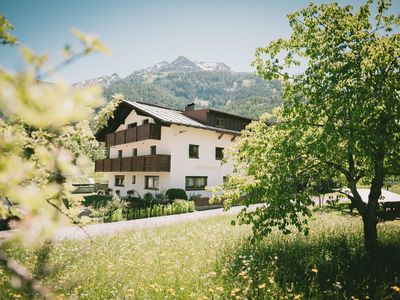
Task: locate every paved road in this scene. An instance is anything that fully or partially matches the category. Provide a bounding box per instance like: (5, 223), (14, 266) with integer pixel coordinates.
(356, 189), (400, 203)
(52, 205), (253, 241)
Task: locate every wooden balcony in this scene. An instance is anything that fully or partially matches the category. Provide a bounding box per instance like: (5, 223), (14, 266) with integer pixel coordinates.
(105, 123), (161, 147)
(95, 155), (171, 172)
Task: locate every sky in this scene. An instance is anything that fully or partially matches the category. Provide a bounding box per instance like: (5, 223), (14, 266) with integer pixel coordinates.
(1, 0), (399, 83)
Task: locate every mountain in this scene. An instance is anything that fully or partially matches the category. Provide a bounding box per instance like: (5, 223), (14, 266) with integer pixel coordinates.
(134, 56), (233, 74)
(73, 73), (121, 88)
(76, 56), (283, 118)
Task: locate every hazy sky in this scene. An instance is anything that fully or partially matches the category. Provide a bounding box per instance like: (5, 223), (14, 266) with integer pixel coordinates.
(1, 0), (399, 83)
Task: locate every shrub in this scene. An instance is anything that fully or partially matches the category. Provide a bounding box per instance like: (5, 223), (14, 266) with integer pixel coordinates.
(166, 188), (187, 201)
(154, 192), (169, 205)
(103, 195), (127, 223)
(110, 208), (124, 222)
(143, 192), (156, 208)
(116, 201), (195, 222)
(188, 201), (195, 212)
(172, 199), (188, 214)
(83, 194), (113, 209)
(165, 204), (172, 215)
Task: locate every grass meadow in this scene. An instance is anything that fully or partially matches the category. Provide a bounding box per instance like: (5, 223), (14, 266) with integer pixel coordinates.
(0, 210), (399, 299)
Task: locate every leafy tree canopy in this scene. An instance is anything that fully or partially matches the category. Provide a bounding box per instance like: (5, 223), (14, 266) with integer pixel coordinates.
(0, 16), (117, 296)
(211, 0), (400, 251)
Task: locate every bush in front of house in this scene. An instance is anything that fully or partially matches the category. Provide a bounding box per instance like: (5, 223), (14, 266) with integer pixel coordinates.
(165, 188), (188, 201)
(91, 195), (127, 223)
(126, 200), (195, 220)
(83, 194), (113, 209)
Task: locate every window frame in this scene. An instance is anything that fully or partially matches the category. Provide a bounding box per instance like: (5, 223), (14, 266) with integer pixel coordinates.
(115, 175), (125, 187)
(215, 147), (224, 160)
(150, 145), (157, 155)
(189, 144), (199, 159)
(145, 175), (159, 190)
(216, 118), (225, 128)
(185, 176), (207, 191)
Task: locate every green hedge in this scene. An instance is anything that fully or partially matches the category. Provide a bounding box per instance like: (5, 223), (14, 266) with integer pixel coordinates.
(83, 194), (113, 209)
(165, 188), (188, 201)
(126, 200), (195, 220)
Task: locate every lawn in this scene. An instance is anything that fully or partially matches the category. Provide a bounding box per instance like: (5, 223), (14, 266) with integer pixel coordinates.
(0, 210), (399, 299)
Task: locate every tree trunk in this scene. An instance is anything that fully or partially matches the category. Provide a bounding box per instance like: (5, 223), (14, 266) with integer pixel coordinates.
(362, 148), (384, 255)
(362, 210), (378, 254)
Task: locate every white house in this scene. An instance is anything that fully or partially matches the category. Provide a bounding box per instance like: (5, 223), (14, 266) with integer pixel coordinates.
(95, 101), (253, 201)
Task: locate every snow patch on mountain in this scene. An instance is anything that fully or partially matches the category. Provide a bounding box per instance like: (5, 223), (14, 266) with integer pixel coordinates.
(72, 73), (121, 88)
(137, 56), (233, 74)
(193, 60), (232, 72)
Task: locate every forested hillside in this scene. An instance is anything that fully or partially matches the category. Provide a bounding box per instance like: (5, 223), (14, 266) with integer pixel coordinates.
(97, 56), (283, 118)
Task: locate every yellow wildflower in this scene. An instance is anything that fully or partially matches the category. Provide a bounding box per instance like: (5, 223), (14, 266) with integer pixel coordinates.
(390, 286), (400, 293)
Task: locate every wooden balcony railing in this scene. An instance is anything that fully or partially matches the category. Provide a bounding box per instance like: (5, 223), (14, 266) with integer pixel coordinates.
(95, 155), (171, 172)
(105, 123), (161, 147)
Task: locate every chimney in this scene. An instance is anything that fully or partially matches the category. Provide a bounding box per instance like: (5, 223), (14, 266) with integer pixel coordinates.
(185, 103), (195, 111)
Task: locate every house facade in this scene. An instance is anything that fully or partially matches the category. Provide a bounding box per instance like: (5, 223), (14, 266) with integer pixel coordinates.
(94, 101), (252, 199)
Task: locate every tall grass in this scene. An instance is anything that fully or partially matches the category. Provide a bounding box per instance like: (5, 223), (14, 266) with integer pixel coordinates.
(0, 211), (399, 299)
(216, 211), (400, 299)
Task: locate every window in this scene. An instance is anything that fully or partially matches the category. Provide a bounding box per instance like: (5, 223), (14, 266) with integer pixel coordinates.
(115, 175), (124, 187)
(127, 122), (137, 128)
(189, 144), (199, 158)
(105, 147), (110, 159)
(132, 148), (138, 157)
(118, 150), (123, 158)
(142, 119), (149, 125)
(132, 175), (136, 184)
(185, 176), (207, 190)
(216, 118), (225, 128)
(215, 147), (224, 160)
(150, 145), (157, 155)
(145, 176), (159, 190)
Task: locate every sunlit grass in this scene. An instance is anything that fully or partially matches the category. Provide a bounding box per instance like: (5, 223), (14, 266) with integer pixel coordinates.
(0, 211), (399, 299)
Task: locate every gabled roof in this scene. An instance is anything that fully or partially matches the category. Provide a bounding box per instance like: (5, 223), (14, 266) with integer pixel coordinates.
(131, 101), (205, 128)
(95, 100), (250, 141)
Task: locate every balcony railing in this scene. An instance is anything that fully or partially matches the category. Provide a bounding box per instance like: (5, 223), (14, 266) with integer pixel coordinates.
(105, 123), (161, 147)
(95, 154), (171, 172)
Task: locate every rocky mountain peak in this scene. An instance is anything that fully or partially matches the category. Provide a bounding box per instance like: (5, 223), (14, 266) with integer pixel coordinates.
(137, 56), (233, 74)
(72, 73), (121, 88)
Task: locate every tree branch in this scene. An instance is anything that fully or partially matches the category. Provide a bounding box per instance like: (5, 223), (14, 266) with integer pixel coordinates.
(0, 250), (51, 299)
(326, 160), (349, 177)
(46, 199), (94, 243)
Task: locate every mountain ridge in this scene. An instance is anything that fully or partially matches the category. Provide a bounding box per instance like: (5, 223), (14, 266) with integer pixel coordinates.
(74, 56), (283, 118)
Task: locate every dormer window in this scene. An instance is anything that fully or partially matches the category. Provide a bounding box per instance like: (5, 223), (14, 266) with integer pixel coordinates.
(216, 118), (225, 128)
(127, 122), (137, 128)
